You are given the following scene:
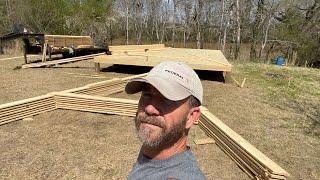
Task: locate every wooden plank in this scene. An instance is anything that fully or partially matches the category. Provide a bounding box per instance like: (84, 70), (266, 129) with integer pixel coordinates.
(0, 105), (56, 124)
(0, 97), (54, 113)
(194, 138), (215, 145)
(109, 44), (165, 53)
(0, 94), (54, 109)
(0, 100), (55, 117)
(199, 118), (267, 178)
(121, 73), (148, 81)
(21, 53), (104, 69)
(42, 43), (47, 62)
(198, 121), (257, 179)
(51, 92), (138, 105)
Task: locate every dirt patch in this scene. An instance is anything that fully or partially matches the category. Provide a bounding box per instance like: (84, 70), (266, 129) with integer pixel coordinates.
(1, 57), (319, 179)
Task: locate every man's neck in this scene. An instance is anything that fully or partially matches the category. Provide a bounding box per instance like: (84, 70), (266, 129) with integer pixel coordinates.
(142, 136), (188, 160)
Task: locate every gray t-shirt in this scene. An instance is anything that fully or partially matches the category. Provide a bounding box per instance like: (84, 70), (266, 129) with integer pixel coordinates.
(128, 147), (206, 180)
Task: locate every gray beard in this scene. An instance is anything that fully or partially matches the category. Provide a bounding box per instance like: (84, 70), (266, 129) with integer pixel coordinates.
(134, 114), (187, 148)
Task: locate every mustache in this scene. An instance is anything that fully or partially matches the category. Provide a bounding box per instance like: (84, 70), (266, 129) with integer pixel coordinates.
(136, 115), (165, 128)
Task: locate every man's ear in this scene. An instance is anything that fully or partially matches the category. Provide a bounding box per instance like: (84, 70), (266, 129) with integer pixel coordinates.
(185, 107), (201, 129)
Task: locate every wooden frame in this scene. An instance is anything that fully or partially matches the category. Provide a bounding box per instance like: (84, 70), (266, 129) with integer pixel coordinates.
(94, 44), (232, 73)
(0, 73), (289, 179)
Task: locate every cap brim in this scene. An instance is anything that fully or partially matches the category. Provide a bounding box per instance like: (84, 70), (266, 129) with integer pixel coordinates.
(125, 76), (191, 101)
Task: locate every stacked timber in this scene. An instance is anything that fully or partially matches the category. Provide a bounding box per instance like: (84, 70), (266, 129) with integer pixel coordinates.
(199, 107), (289, 180)
(72, 78), (125, 96)
(52, 92), (138, 117)
(63, 73), (147, 96)
(45, 35), (93, 47)
(0, 94), (56, 125)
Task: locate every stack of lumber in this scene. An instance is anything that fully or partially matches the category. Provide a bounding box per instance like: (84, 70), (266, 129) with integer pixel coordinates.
(21, 53), (104, 69)
(71, 78), (125, 96)
(0, 94), (56, 125)
(198, 107), (289, 180)
(52, 92), (137, 117)
(62, 73), (147, 96)
(45, 35), (92, 47)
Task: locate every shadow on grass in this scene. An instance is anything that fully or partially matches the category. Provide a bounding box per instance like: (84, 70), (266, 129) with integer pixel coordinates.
(100, 65), (225, 82)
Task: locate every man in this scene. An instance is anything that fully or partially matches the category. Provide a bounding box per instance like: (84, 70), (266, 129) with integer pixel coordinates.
(125, 61), (206, 180)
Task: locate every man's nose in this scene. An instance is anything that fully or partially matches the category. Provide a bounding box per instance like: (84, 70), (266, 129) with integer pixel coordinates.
(144, 103), (160, 116)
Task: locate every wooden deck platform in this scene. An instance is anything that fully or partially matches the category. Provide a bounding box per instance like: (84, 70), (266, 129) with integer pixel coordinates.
(94, 45), (232, 72)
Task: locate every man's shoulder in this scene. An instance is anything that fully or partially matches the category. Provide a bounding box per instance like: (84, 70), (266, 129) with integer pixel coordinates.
(128, 148), (206, 180)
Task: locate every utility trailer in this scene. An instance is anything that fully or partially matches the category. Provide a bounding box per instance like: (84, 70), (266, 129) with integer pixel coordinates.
(0, 33), (107, 64)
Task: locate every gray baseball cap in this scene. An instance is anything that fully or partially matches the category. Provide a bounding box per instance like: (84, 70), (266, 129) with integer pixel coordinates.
(125, 61), (203, 104)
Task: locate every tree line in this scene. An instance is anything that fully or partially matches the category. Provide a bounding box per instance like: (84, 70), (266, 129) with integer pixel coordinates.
(0, 0), (319, 67)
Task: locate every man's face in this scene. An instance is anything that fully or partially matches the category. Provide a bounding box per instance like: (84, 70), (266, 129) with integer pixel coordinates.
(134, 84), (190, 148)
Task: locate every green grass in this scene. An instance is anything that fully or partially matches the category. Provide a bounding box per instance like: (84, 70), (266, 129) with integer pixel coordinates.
(233, 62), (320, 100)
(230, 62), (320, 138)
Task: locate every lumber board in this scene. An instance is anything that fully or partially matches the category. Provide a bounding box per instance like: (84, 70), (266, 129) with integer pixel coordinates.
(194, 138), (215, 145)
(57, 105), (136, 117)
(201, 108), (289, 175)
(56, 103), (136, 114)
(200, 116), (282, 179)
(55, 97), (137, 109)
(109, 44), (165, 53)
(0, 100), (55, 117)
(0, 94), (54, 109)
(21, 53), (105, 69)
(0, 94), (56, 125)
(60, 73), (147, 96)
(74, 85), (123, 93)
(0, 105), (56, 125)
(199, 107), (289, 179)
(121, 73), (148, 81)
(76, 88), (124, 96)
(0, 97), (54, 113)
(199, 119), (266, 178)
(62, 86), (90, 93)
(51, 92), (138, 104)
(199, 122), (258, 179)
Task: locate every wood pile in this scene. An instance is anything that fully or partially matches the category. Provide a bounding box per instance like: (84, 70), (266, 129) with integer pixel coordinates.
(199, 106), (289, 180)
(0, 94), (56, 126)
(62, 73), (147, 96)
(52, 92), (137, 117)
(45, 35), (92, 47)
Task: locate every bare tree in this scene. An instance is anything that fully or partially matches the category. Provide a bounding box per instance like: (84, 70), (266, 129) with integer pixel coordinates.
(234, 0), (241, 60)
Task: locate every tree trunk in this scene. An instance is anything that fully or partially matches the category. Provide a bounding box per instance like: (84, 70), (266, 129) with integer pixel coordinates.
(172, 0), (176, 47)
(235, 0), (241, 60)
(126, 5), (129, 45)
(219, 0), (225, 49)
(196, 0), (203, 49)
(259, 17), (271, 59)
(183, 31), (186, 48)
(250, 0), (264, 60)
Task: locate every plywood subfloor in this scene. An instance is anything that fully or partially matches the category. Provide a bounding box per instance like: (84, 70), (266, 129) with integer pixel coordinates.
(94, 47), (232, 72)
